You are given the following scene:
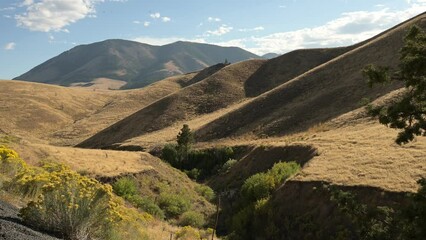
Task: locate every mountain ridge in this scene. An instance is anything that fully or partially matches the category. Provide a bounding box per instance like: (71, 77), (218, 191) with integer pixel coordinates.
(14, 39), (260, 89)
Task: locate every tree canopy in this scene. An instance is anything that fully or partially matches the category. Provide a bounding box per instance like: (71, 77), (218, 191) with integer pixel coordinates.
(363, 25), (426, 144)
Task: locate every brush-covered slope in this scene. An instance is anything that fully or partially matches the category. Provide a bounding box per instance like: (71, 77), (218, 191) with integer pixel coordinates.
(196, 13), (426, 141)
(77, 59), (266, 149)
(14, 40), (259, 89)
(0, 73), (194, 145)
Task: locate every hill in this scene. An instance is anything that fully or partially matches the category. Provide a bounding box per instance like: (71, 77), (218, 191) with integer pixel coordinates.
(77, 59), (266, 149)
(0, 72), (195, 146)
(196, 13), (426, 142)
(261, 53), (280, 59)
(14, 40), (260, 89)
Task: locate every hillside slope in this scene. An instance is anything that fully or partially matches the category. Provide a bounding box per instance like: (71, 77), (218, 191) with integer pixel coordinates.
(14, 40), (259, 89)
(0, 73), (195, 146)
(195, 13), (426, 141)
(77, 59), (266, 149)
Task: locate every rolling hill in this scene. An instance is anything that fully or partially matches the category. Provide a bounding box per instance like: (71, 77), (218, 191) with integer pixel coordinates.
(0, 72), (196, 146)
(196, 13), (426, 142)
(14, 40), (260, 89)
(77, 59), (266, 149)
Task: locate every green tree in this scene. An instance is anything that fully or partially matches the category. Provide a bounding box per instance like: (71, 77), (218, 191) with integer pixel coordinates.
(363, 25), (426, 144)
(176, 124), (194, 161)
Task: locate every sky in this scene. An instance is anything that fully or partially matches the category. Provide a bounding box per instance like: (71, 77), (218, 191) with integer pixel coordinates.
(0, 0), (425, 79)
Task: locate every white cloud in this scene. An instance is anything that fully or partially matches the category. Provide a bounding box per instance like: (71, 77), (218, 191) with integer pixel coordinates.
(207, 17), (221, 22)
(162, 16), (171, 22)
(133, 20), (141, 24)
(4, 42), (16, 50)
(234, 5), (426, 55)
(206, 24), (233, 36)
(144, 21), (150, 27)
(150, 12), (161, 19)
(15, 0), (104, 32)
(0, 7), (16, 11)
(238, 26), (265, 32)
(20, 0), (34, 7)
(3, 15), (11, 18)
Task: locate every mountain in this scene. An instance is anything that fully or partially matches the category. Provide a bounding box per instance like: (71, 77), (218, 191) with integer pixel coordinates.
(14, 40), (260, 89)
(261, 53), (280, 59)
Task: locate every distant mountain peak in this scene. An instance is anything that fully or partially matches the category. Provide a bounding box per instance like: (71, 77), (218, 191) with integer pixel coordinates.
(15, 39), (260, 89)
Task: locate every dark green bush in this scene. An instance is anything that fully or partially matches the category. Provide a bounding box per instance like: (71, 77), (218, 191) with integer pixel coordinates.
(179, 211), (205, 228)
(184, 168), (200, 180)
(126, 195), (165, 219)
(158, 193), (190, 218)
(112, 177), (138, 198)
(161, 144), (178, 166)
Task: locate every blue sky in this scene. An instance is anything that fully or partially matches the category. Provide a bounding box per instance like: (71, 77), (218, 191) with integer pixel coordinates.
(1, 0), (425, 79)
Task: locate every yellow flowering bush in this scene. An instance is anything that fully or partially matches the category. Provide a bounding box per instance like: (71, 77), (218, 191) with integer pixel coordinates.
(0, 145), (27, 178)
(18, 163), (122, 240)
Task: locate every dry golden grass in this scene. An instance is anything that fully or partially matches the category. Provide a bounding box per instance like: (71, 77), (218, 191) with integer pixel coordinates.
(195, 13), (426, 142)
(1, 74), (194, 146)
(7, 142), (154, 177)
(70, 77), (127, 90)
(77, 59), (266, 149)
(197, 104), (426, 193)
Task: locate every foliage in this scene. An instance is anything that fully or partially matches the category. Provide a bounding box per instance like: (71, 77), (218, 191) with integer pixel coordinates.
(184, 168), (200, 180)
(176, 124), (194, 160)
(241, 161), (300, 203)
(18, 163), (121, 240)
(0, 145), (26, 179)
(329, 178), (426, 240)
(112, 177), (138, 198)
(402, 178), (426, 239)
(363, 25), (426, 144)
(158, 193), (190, 218)
(228, 161), (300, 238)
(268, 161), (301, 186)
(179, 211), (205, 228)
(195, 185), (215, 202)
(220, 159), (238, 174)
(161, 144), (234, 181)
(126, 195), (165, 219)
(241, 173), (275, 203)
(161, 143), (179, 167)
(175, 226), (201, 240)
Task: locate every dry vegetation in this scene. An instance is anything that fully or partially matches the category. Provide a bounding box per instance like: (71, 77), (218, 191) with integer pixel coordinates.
(0, 73), (194, 146)
(77, 59), (266, 149)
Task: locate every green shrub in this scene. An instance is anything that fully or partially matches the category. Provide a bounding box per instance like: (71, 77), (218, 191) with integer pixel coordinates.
(241, 173), (275, 203)
(268, 161), (300, 186)
(112, 177), (138, 198)
(195, 185), (215, 202)
(161, 144), (178, 166)
(220, 159), (238, 174)
(184, 168), (200, 180)
(158, 193), (190, 218)
(126, 195), (165, 219)
(179, 211), (205, 228)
